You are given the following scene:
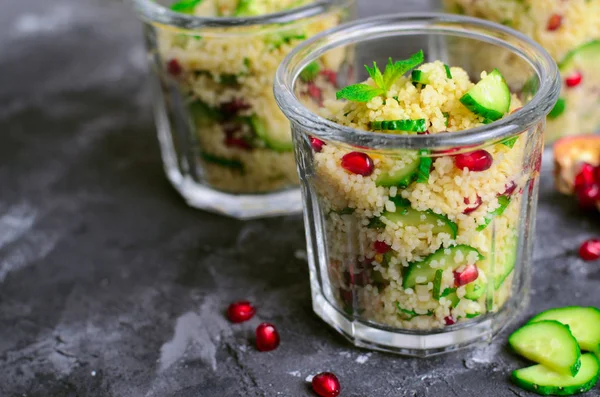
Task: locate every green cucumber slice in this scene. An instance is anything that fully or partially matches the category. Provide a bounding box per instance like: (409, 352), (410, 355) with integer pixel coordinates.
(396, 303), (434, 320)
(170, 0), (203, 14)
(509, 320), (582, 376)
(375, 156), (421, 188)
(529, 307), (600, 357)
(440, 288), (460, 308)
(494, 235), (518, 289)
(382, 207), (457, 239)
(248, 116), (293, 152)
(200, 152), (244, 172)
(549, 98), (567, 120)
(403, 245), (483, 289)
(512, 353), (600, 396)
(477, 196), (511, 231)
(460, 69), (511, 122)
(300, 61), (321, 82)
(411, 70), (431, 85)
(371, 119), (427, 132)
(443, 112), (450, 127)
(465, 277), (486, 300)
(416, 150), (432, 183)
(502, 136), (519, 148)
(432, 269), (444, 299)
(559, 40), (600, 72)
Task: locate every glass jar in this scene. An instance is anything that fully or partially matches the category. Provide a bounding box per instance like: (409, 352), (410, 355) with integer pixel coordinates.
(437, 0), (600, 144)
(130, 0), (355, 219)
(275, 13), (560, 356)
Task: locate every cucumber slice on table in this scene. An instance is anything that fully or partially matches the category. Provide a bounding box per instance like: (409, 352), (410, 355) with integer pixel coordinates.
(371, 119), (427, 133)
(513, 353), (600, 396)
(403, 245), (483, 289)
(380, 205), (457, 239)
(460, 69), (511, 122)
(248, 116), (293, 152)
(477, 195), (511, 231)
(509, 320), (582, 377)
(529, 307), (600, 358)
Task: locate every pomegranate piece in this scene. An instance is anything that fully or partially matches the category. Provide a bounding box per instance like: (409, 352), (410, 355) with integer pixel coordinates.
(312, 372), (341, 397)
(444, 316), (456, 326)
(454, 264), (479, 286)
(341, 152), (375, 176)
(307, 82), (323, 105)
(373, 241), (392, 254)
(227, 301), (256, 323)
(311, 137), (325, 152)
(579, 239), (600, 261)
(167, 59), (183, 76)
(463, 195), (482, 215)
(576, 183), (600, 209)
(547, 14), (562, 31)
(344, 269), (370, 287)
(554, 136), (600, 196)
(224, 136), (253, 150)
(339, 288), (354, 307)
(575, 163), (596, 188)
(419, 130), (430, 135)
(500, 181), (518, 197)
(565, 72), (582, 88)
(255, 323), (280, 352)
(221, 98), (251, 115)
(320, 69), (338, 87)
(454, 150), (493, 172)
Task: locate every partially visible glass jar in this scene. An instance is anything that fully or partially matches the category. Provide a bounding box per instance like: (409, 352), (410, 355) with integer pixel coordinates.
(130, 0), (355, 218)
(437, 0), (600, 143)
(275, 13), (560, 356)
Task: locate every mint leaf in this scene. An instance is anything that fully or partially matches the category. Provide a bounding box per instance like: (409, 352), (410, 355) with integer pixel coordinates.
(170, 0), (203, 13)
(365, 62), (384, 89)
(382, 50), (424, 90)
(336, 84), (385, 102)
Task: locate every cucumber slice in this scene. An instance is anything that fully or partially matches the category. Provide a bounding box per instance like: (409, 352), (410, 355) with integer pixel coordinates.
(403, 245), (483, 289)
(465, 277), (486, 300)
(509, 320), (582, 376)
(460, 69), (511, 122)
(549, 98), (567, 120)
(371, 119), (427, 132)
(190, 100), (222, 127)
(559, 40), (600, 72)
(396, 303), (434, 320)
(382, 207), (458, 239)
(477, 196), (511, 231)
(494, 235), (518, 289)
(529, 307), (600, 357)
(375, 156), (421, 188)
(416, 150), (432, 183)
(248, 116), (293, 152)
(512, 353), (600, 396)
(300, 61), (321, 82)
(170, 0), (202, 14)
(440, 288), (460, 308)
(432, 269), (444, 299)
(200, 152), (244, 172)
(411, 70), (432, 85)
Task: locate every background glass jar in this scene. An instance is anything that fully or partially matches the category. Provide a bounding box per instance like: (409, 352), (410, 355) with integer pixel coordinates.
(131, 0), (355, 219)
(435, 0), (600, 144)
(275, 13), (560, 356)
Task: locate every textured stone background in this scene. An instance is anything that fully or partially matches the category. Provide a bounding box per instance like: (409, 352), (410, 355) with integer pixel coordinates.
(1, 0), (599, 396)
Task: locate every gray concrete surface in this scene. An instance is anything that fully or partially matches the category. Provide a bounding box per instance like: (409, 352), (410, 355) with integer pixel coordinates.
(0, 0), (599, 396)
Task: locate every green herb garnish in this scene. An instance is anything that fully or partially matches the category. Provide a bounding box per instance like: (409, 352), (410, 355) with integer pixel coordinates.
(170, 0), (203, 14)
(336, 50), (424, 102)
(444, 64), (453, 79)
(300, 61), (321, 82)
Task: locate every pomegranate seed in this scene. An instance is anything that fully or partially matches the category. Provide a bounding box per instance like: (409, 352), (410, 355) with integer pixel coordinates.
(340, 288), (354, 306)
(595, 166), (600, 184)
(221, 98), (251, 115)
(224, 136), (252, 150)
(547, 14), (562, 31)
(344, 270), (370, 287)
(565, 72), (582, 88)
(501, 181), (518, 197)
(307, 83), (323, 105)
(312, 372), (341, 397)
(227, 301), (256, 323)
(575, 163), (596, 188)
(374, 241), (392, 254)
(320, 69), (338, 87)
(454, 264), (479, 286)
(255, 323), (280, 352)
(579, 239), (600, 261)
(576, 183), (600, 209)
(454, 150), (493, 172)
(167, 59), (182, 76)
(463, 196), (482, 214)
(341, 152), (374, 176)
(444, 316), (455, 326)
(418, 130), (430, 135)
(311, 137), (325, 152)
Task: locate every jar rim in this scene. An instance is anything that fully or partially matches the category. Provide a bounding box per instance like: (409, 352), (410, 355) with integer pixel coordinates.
(274, 13), (561, 149)
(129, 0), (353, 30)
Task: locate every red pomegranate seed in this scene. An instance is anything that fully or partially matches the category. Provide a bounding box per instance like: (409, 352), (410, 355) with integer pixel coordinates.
(565, 72), (582, 88)
(307, 83), (323, 105)
(344, 269), (370, 287)
(255, 323), (280, 352)
(463, 196), (482, 214)
(167, 59), (182, 76)
(576, 183), (600, 209)
(418, 130), (430, 135)
(340, 288), (354, 306)
(444, 316), (455, 326)
(320, 69), (338, 87)
(374, 241), (392, 254)
(454, 264), (479, 286)
(312, 372), (341, 397)
(311, 137), (325, 152)
(595, 166), (600, 184)
(224, 136), (252, 150)
(575, 163), (596, 187)
(579, 239), (600, 261)
(221, 98), (251, 115)
(501, 181), (518, 197)
(454, 150), (493, 172)
(227, 301), (256, 323)
(341, 152), (374, 176)
(547, 14), (562, 31)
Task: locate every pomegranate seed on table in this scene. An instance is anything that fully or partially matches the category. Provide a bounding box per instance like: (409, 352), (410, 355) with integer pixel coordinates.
(311, 137), (325, 152)
(255, 323), (280, 352)
(320, 69), (338, 87)
(341, 152), (374, 176)
(463, 195), (482, 215)
(454, 264), (479, 286)
(374, 241), (392, 254)
(565, 72), (582, 88)
(575, 163), (596, 187)
(312, 372), (341, 397)
(579, 239), (600, 261)
(444, 316), (456, 326)
(167, 59), (182, 76)
(454, 150), (493, 172)
(227, 301), (256, 323)
(547, 14), (562, 31)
